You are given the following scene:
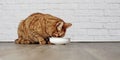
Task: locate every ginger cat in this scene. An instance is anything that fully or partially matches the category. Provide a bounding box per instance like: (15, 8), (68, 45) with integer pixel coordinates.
(15, 13), (72, 45)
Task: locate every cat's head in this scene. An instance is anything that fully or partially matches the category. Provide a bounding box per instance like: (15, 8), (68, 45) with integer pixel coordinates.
(52, 21), (72, 37)
(45, 14), (72, 37)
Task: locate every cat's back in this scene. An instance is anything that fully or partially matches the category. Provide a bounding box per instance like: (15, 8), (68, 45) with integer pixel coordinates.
(29, 13), (44, 17)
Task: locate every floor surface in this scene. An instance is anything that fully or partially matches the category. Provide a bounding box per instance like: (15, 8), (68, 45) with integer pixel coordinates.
(0, 43), (120, 60)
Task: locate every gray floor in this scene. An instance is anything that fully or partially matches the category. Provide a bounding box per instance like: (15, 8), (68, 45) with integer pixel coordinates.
(0, 43), (120, 60)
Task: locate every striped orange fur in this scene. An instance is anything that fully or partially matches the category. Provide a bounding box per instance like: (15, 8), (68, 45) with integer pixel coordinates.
(15, 13), (72, 45)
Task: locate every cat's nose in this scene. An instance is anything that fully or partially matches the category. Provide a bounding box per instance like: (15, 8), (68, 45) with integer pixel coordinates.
(58, 36), (61, 37)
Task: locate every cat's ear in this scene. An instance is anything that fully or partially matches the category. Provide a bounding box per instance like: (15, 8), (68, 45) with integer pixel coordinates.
(56, 22), (64, 31)
(64, 23), (72, 28)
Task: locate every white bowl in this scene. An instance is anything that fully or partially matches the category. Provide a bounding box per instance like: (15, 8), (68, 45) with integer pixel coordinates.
(50, 37), (70, 45)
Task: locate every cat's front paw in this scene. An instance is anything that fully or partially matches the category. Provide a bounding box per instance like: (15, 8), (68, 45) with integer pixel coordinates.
(39, 40), (46, 45)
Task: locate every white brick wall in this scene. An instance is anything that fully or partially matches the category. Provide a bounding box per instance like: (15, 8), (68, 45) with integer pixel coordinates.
(0, 0), (120, 41)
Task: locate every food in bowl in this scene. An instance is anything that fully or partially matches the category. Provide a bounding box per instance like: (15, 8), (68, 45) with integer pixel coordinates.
(50, 37), (70, 45)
